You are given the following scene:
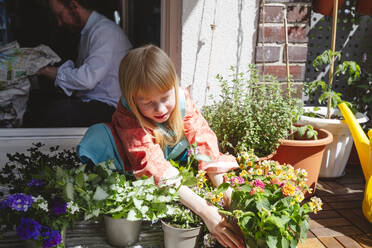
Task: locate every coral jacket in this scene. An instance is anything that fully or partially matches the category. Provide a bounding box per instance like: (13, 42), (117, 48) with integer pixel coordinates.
(111, 89), (238, 184)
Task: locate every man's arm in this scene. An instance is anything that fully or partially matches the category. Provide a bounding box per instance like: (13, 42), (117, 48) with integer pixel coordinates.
(36, 66), (58, 80)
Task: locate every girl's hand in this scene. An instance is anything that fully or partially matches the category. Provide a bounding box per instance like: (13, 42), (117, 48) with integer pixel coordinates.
(200, 204), (245, 248)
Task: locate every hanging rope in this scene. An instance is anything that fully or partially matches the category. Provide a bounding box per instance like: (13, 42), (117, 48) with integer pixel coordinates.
(203, 0), (218, 106)
(261, 0), (266, 75)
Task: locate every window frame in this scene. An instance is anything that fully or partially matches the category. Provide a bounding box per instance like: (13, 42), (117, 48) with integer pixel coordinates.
(0, 0), (182, 140)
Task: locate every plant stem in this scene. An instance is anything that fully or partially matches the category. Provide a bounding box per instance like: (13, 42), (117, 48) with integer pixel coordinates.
(327, 0), (339, 119)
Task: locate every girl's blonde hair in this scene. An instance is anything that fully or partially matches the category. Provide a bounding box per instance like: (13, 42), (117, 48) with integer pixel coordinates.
(118, 44), (184, 149)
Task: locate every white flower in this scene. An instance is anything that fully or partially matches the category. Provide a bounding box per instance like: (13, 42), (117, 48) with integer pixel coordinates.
(32, 195), (48, 212)
(67, 201), (80, 214)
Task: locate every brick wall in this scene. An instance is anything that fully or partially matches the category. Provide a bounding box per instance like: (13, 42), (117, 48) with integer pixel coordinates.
(255, 0), (312, 96)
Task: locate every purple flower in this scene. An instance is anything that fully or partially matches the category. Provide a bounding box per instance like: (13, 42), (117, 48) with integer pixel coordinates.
(51, 199), (67, 215)
(27, 180), (45, 187)
(16, 218), (42, 240)
(41, 227), (62, 248)
(7, 193), (34, 212)
(187, 147), (200, 156)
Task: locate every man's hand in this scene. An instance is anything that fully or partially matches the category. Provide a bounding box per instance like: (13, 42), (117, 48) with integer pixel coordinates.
(36, 66), (58, 80)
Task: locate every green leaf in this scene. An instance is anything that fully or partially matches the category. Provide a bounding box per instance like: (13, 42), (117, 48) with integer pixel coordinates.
(65, 182), (74, 201)
(75, 172), (85, 188)
(216, 183), (230, 194)
(281, 236), (290, 248)
(93, 186), (109, 201)
(267, 235), (278, 248)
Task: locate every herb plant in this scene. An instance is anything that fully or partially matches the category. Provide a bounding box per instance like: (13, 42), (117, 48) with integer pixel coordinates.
(202, 66), (303, 157)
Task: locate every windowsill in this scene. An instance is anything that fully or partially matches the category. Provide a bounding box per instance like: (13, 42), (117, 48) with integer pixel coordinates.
(0, 127), (88, 139)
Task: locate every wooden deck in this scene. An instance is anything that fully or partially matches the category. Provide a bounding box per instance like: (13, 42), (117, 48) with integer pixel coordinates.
(1, 165), (372, 248)
(299, 165), (372, 248)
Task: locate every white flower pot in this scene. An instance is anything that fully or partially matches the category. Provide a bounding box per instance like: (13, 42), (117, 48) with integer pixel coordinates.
(104, 215), (142, 247)
(298, 106), (369, 178)
(161, 221), (202, 248)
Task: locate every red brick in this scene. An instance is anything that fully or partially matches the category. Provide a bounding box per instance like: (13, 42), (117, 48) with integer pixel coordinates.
(257, 65), (305, 82)
(288, 25), (309, 43)
(255, 46), (281, 62)
(287, 5), (311, 23)
(260, 6), (285, 23)
(258, 26), (285, 43)
(284, 46), (308, 62)
(258, 25), (309, 44)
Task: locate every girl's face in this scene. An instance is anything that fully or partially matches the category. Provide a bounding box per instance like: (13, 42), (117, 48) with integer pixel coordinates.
(135, 87), (176, 123)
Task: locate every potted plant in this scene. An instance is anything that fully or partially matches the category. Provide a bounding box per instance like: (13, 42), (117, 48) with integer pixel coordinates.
(301, 50), (369, 177)
(202, 65), (303, 158)
(271, 125), (333, 195)
(0, 144), (84, 248)
(161, 145), (229, 248)
(312, 0), (345, 16)
(218, 151), (323, 248)
(100, 175), (179, 247)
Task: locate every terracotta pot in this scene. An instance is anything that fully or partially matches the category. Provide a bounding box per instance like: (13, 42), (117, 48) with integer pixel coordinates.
(272, 127), (333, 197)
(313, 0), (345, 16)
(357, 0), (372, 15)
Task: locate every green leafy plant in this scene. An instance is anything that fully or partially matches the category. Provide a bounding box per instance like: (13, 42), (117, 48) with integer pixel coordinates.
(101, 175), (179, 221)
(202, 66), (303, 157)
(218, 150), (322, 248)
(305, 50), (361, 119)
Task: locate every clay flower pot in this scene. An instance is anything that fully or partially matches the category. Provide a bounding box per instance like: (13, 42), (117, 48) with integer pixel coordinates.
(357, 0), (372, 15)
(313, 0), (345, 16)
(272, 127), (333, 197)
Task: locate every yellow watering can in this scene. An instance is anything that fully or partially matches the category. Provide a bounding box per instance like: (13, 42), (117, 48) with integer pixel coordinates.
(338, 102), (372, 223)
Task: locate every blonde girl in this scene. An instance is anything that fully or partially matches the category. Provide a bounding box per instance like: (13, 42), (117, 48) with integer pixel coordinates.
(111, 45), (244, 248)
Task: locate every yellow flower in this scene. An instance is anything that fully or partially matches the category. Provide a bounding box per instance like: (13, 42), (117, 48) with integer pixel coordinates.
(236, 156), (241, 163)
(239, 163), (245, 170)
(197, 181), (203, 188)
(247, 161), (253, 167)
(295, 192), (304, 203)
(239, 170), (248, 177)
(282, 183), (296, 196)
(255, 168), (263, 176)
(309, 197), (323, 214)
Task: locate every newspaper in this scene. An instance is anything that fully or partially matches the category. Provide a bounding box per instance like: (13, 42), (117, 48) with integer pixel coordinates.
(0, 41), (61, 127)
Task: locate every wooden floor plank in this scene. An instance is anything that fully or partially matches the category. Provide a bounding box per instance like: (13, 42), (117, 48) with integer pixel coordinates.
(338, 209), (372, 234)
(335, 236), (364, 248)
(297, 238), (325, 248)
(352, 234), (372, 248)
(311, 226), (363, 238)
(318, 237), (343, 248)
(309, 218), (351, 229)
